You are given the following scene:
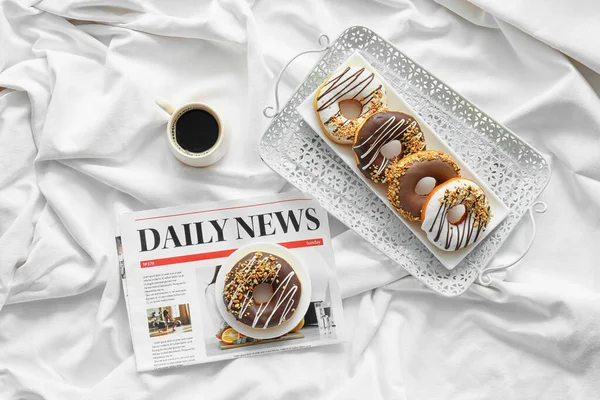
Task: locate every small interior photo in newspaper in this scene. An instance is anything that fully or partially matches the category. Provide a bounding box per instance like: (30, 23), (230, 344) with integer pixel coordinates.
(117, 192), (345, 371)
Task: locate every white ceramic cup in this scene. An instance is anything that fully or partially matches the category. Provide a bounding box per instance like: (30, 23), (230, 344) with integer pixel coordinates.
(156, 100), (228, 167)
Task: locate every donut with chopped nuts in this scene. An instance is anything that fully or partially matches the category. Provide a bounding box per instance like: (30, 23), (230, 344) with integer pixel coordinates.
(222, 251), (301, 329)
(385, 150), (461, 221)
(353, 111), (426, 183)
(314, 65), (387, 144)
(421, 178), (492, 251)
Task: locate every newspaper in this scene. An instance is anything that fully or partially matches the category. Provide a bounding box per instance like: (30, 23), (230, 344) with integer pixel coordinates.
(117, 192), (345, 371)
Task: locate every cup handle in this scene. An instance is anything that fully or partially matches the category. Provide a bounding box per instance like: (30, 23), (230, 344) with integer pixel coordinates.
(155, 99), (175, 115)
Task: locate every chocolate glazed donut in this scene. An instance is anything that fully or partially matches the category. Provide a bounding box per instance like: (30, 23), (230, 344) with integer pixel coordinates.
(353, 111), (426, 183)
(385, 150), (461, 221)
(223, 251), (301, 329)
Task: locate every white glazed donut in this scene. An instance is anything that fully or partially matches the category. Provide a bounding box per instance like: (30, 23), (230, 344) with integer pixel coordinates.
(314, 65), (387, 144)
(421, 178), (492, 252)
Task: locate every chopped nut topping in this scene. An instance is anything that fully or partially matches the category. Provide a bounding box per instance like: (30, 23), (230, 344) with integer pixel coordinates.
(400, 123), (426, 156)
(440, 183), (492, 228)
(385, 150), (461, 221)
(222, 252), (281, 318)
(330, 89), (386, 141)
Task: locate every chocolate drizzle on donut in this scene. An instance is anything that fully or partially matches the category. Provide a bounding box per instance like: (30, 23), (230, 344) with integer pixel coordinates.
(316, 66), (387, 144)
(426, 182), (492, 250)
(317, 67), (380, 112)
(328, 87), (382, 134)
(353, 111), (426, 182)
(223, 251), (301, 329)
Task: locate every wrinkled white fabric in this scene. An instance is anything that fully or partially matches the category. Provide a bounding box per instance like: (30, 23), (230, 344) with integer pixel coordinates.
(441, 0), (600, 74)
(1, 0), (599, 399)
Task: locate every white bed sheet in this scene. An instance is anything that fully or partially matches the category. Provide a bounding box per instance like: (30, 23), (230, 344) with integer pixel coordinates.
(0, 0), (599, 399)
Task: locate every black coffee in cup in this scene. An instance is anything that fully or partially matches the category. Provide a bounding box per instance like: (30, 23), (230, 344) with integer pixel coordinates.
(174, 109), (220, 153)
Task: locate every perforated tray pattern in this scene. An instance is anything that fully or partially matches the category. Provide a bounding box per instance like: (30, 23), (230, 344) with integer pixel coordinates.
(259, 26), (550, 296)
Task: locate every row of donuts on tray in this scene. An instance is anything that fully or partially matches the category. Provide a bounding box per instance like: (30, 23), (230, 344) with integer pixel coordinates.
(313, 65), (492, 252)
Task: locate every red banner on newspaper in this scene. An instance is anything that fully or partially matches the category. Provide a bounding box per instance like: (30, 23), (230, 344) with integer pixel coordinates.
(140, 238), (324, 268)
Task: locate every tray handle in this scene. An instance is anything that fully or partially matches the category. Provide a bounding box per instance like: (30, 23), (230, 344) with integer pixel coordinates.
(263, 34), (331, 118)
(477, 201), (548, 286)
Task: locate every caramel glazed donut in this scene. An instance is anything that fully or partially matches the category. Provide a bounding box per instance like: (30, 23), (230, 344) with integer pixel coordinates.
(223, 251), (301, 329)
(314, 65), (387, 144)
(421, 178), (492, 251)
(385, 150), (461, 221)
(353, 111), (426, 183)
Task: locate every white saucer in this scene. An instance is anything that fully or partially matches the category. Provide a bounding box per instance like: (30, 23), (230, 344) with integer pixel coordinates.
(214, 242), (312, 339)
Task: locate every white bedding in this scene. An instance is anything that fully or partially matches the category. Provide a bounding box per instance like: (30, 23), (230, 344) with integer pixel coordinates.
(1, 0), (599, 399)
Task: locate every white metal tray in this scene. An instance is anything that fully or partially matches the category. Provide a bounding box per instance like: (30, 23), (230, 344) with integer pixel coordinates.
(259, 26), (550, 296)
(297, 52), (510, 270)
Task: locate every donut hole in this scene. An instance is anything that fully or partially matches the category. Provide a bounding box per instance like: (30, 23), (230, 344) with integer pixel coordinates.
(253, 283), (274, 304)
(447, 204), (467, 225)
(380, 140), (403, 160)
(338, 99), (362, 120)
(415, 177), (437, 196)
